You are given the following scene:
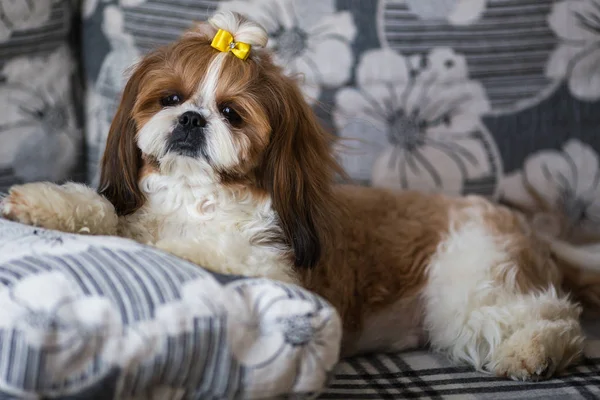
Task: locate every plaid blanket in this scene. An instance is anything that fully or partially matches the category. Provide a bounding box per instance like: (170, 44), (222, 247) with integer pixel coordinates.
(322, 319), (600, 399)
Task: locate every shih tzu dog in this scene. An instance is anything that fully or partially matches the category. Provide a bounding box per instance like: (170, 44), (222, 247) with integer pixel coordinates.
(2, 11), (599, 381)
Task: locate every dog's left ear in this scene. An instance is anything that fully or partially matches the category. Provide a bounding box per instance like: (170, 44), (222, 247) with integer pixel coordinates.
(98, 63), (146, 216)
(258, 73), (344, 269)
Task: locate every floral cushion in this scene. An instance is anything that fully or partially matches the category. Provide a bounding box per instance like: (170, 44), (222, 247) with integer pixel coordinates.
(0, 0), (84, 193)
(0, 218), (341, 399)
(82, 0), (600, 241)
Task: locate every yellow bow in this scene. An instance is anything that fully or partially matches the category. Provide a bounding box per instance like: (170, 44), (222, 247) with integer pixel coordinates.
(211, 29), (251, 60)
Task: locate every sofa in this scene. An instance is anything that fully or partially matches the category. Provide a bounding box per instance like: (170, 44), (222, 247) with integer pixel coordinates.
(1, 0), (600, 398)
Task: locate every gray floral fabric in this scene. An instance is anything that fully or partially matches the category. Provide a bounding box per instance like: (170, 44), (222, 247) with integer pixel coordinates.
(0, 0), (84, 192)
(82, 0), (600, 242)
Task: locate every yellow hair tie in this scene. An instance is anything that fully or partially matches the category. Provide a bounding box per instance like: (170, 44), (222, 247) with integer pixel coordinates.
(211, 29), (251, 60)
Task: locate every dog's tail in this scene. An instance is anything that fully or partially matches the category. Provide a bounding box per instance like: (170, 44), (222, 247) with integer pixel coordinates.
(546, 237), (600, 314)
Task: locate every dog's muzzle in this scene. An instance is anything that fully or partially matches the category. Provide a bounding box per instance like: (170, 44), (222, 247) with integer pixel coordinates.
(167, 111), (208, 158)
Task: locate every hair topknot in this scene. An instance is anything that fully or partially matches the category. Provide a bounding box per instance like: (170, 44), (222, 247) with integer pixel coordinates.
(208, 11), (269, 49)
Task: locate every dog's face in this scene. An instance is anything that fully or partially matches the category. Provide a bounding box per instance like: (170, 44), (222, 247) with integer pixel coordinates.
(132, 38), (272, 178)
(98, 12), (342, 268)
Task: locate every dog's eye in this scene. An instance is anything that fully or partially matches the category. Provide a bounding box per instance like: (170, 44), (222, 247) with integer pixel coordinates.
(221, 105), (242, 125)
(160, 94), (182, 107)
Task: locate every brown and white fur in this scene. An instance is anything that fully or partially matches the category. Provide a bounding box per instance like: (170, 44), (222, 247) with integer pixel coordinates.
(2, 11), (598, 381)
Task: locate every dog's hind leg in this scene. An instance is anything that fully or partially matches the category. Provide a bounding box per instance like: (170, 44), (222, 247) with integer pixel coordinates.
(423, 216), (584, 381)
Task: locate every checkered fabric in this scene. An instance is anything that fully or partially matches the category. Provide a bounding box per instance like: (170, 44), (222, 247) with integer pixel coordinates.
(322, 320), (600, 399)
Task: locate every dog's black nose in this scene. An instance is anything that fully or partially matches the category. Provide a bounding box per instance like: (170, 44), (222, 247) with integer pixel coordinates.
(178, 111), (206, 128)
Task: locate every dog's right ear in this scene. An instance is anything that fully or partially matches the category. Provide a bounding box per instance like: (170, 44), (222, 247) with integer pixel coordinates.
(98, 65), (145, 216)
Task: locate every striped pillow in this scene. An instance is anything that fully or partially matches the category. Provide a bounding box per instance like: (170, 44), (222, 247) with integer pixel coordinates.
(0, 218), (341, 399)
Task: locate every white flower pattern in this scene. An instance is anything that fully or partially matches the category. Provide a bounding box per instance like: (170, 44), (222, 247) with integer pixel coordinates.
(0, 46), (80, 183)
(380, 1), (561, 114)
(83, 0), (147, 19)
(0, 0), (58, 42)
(547, 0), (600, 101)
(218, 0), (357, 102)
(334, 47), (498, 195)
(226, 281), (341, 396)
(500, 139), (600, 242)
(0, 221), (141, 264)
(0, 271), (124, 379)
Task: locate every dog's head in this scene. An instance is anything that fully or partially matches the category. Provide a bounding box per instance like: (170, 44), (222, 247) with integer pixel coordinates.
(98, 11), (342, 268)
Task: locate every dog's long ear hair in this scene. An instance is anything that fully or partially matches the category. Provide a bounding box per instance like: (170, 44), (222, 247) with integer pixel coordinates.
(258, 71), (345, 269)
(98, 64), (146, 216)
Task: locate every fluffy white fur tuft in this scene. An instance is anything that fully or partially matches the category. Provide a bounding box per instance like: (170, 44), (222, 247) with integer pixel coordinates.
(125, 167), (296, 283)
(209, 11), (269, 49)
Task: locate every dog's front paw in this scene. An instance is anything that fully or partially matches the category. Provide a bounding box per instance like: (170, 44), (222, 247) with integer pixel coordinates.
(1, 182), (119, 235)
(1, 183), (45, 226)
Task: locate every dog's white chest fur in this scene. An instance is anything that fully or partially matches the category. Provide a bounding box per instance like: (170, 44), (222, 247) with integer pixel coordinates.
(120, 173), (296, 282)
